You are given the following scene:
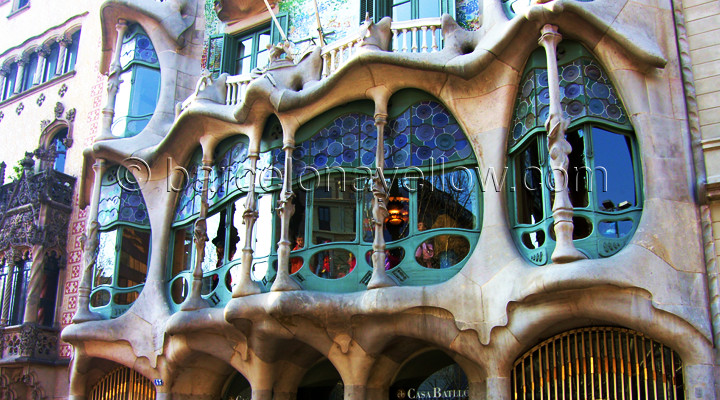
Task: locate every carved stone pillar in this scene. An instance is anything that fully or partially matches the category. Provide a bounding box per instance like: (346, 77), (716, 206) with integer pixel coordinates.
(13, 57), (26, 94)
(97, 19), (128, 141)
(33, 47), (49, 85)
(181, 158), (212, 311)
(538, 24), (585, 263)
(0, 67), (8, 99)
(56, 38), (70, 76)
(232, 152), (261, 297)
(22, 245), (46, 324)
(272, 139), (301, 292)
(0, 256), (17, 325)
(367, 112), (395, 289)
(73, 159), (106, 323)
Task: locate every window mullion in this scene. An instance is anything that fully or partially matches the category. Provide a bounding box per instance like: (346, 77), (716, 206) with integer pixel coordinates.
(114, 227), (123, 287)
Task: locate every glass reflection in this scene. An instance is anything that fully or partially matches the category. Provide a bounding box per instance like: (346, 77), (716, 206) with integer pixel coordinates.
(312, 175), (356, 244)
(171, 225), (193, 277)
(310, 249), (356, 279)
(117, 227), (150, 287)
(254, 194), (274, 258)
(203, 212), (222, 272)
(514, 138), (543, 225)
(593, 127), (636, 208)
(417, 170), (476, 231)
(385, 179), (409, 241)
(228, 197), (246, 262)
(95, 231), (117, 286)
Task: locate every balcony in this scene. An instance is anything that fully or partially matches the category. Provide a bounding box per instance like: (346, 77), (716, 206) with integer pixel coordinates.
(223, 17), (444, 106)
(0, 323), (59, 364)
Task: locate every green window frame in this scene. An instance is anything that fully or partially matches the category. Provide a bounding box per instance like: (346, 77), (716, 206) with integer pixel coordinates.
(112, 24), (160, 138)
(507, 41), (642, 265)
(91, 165), (152, 319)
(361, 0), (454, 22)
(209, 13), (288, 77)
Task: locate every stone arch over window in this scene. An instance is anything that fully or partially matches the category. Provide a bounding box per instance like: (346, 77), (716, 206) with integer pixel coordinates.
(221, 371), (251, 400)
(507, 41), (641, 265)
(88, 366), (156, 400)
(90, 165), (151, 319)
(511, 327), (683, 399)
(38, 102), (76, 173)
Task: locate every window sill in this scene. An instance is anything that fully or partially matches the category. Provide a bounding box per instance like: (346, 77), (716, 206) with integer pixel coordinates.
(7, 3), (29, 18)
(0, 70), (75, 108)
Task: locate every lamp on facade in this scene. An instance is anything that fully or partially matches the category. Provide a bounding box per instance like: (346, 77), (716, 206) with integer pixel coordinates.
(386, 196), (409, 225)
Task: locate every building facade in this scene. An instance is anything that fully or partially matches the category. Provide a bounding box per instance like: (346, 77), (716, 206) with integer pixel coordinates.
(2, 0), (720, 399)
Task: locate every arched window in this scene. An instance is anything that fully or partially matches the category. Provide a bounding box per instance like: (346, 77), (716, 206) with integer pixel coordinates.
(221, 372), (251, 400)
(91, 166), (151, 318)
(89, 366), (156, 400)
(63, 30), (81, 74)
(49, 128), (68, 173)
(21, 51), (39, 91)
(112, 24), (160, 138)
(0, 258), (31, 326)
(507, 42), (641, 265)
(512, 327), (683, 399)
(42, 42), (61, 82)
(1, 62), (18, 101)
(297, 359), (344, 400)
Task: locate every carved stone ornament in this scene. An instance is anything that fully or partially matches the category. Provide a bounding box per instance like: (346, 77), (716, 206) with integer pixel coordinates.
(65, 108), (76, 122)
(58, 83), (67, 97)
(0, 111), (4, 123)
(40, 119), (51, 130)
(15, 103), (23, 115)
(36, 93), (45, 107)
(53, 102), (64, 119)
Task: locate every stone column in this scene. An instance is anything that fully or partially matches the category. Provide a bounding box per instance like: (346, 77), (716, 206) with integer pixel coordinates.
(73, 159), (106, 323)
(181, 157), (212, 311)
(0, 67), (8, 99)
(537, 24), (585, 264)
(97, 19), (128, 141)
(272, 135), (300, 292)
(0, 259), (16, 325)
(232, 149), (261, 297)
(13, 57), (26, 94)
(56, 38), (69, 76)
(22, 245), (46, 323)
(33, 47), (49, 85)
(367, 103), (395, 289)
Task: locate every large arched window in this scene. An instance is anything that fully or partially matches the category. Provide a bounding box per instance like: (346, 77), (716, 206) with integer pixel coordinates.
(507, 42), (641, 265)
(168, 92), (481, 303)
(512, 327), (683, 399)
(91, 166), (151, 318)
(112, 24), (160, 138)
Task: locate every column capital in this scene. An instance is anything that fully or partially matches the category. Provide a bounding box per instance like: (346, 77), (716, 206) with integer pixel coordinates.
(37, 45), (51, 57)
(56, 36), (71, 47)
(538, 24), (562, 49)
(116, 19), (129, 34)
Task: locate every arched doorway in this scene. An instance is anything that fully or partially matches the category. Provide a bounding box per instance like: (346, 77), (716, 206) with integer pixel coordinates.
(221, 371), (251, 400)
(297, 359), (343, 400)
(389, 350), (469, 400)
(88, 366), (155, 400)
(512, 327), (683, 399)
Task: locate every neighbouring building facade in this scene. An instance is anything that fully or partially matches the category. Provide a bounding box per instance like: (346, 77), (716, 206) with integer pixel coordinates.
(3, 0), (720, 399)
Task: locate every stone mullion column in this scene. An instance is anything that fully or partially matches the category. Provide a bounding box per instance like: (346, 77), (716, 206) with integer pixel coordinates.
(232, 151), (261, 297)
(33, 47), (48, 85)
(13, 58), (26, 94)
(367, 111), (395, 289)
(538, 24), (585, 264)
(22, 245), (46, 323)
(181, 158), (212, 311)
(1, 259), (16, 325)
(73, 159), (106, 323)
(56, 38), (69, 76)
(97, 19), (128, 141)
(0, 68), (8, 99)
(271, 136), (301, 292)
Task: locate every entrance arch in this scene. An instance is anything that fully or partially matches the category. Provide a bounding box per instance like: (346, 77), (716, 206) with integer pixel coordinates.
(297, 359), (344, 400)
(221, 371), (251, 400)
(88, 366), (155, 400)
(512, 327), (683, 399)
(389, 350), (469, 400)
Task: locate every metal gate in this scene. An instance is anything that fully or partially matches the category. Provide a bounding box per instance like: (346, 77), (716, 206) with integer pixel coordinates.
(89, 366), (156, 400)
(512, 327), (683, 400)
